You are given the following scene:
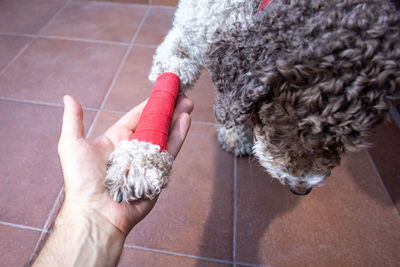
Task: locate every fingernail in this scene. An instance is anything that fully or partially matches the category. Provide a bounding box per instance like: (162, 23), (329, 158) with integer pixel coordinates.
(113, 190), (123, 203)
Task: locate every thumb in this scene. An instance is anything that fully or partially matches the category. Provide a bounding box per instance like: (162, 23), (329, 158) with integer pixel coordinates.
(60, 95), (85, 141)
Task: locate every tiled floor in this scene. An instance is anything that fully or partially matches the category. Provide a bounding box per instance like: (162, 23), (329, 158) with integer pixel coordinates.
(0, 1), (399, 266)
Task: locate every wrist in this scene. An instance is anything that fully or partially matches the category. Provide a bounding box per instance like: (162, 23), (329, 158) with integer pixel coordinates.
(59, 198), (126, 244)
(34, 200), (125, 267)
(59, 199), (126, 239)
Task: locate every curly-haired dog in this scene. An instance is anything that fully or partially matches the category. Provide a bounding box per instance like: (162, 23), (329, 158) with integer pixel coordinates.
(150, 0), (400, 195)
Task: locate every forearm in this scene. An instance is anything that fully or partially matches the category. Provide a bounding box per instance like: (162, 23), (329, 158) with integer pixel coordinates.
(33, 201), (125, 267)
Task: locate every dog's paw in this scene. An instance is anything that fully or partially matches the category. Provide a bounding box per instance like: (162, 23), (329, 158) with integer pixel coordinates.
(105, 140), (173, 203)
(217, 124), (253, 157)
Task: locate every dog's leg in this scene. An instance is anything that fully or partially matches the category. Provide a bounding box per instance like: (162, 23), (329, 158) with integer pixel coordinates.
(217, 124), (253, 157)
(214, 91), (254, 156)
(149, 1), (207, 91)
(149, 27), (203, 91)
(149, 0), (257, 91)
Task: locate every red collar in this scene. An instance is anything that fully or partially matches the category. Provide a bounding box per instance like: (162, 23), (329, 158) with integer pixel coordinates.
(257, 0), (274, 13)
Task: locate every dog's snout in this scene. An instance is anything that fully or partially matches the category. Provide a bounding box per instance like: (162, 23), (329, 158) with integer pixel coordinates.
(287, 185), (312, 195)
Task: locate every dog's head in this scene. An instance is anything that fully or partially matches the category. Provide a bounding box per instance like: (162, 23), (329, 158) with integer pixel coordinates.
(206, 0), (400, 195)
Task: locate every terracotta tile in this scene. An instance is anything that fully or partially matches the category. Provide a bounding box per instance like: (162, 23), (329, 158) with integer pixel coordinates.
(0, 0), (64, 34)
(43, 190), (65, 232)
(0, 224), (41, 266)
(27, 191), (65, 266)
(0, 35), (31, 73)
(134, 6), (175, 46)
(104, 46), (155, 112)
(88, 111), (122, 139)
(118, 123), (234, 260)
(118, 247), (231, 267)
(236, 150), (400, 266)
(32, 0), (67, 2)
(151, 0), (178, 6)
(367, 118), (400, 214)
(0, 100), (95, 228)
(41, 2), (147, 43)
(104, 46), (216, 122)
(89, 113), (234, 259)
(187, 70), (216, 123)
(76, 0), (148, 4)
(0, 38), (127, 108)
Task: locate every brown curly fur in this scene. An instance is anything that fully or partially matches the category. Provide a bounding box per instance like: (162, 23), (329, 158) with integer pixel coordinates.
(206, 0), (400, 180)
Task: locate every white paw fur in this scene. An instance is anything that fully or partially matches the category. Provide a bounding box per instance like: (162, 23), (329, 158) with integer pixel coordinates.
(217, 124), (253, 157)
(105, 139), (174, 202)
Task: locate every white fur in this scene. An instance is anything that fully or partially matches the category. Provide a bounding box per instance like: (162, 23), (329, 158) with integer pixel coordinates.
(149, 0), (327, 191)
(149, 0), (259, 91)
(217, 124), (253, 156)
(106, 0), (260, 202)
(252, 139), (327, 188)
(105, 139), (174, 202)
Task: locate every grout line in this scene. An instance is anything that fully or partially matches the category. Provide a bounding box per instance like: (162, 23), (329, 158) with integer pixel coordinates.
(28, 185), (65, 264)
(233, 156), (238, 266)
(128, 5), (151, 47)
(41, 186), (65, 231)
(0, 96), (217, 127)
(73, 0), (149, 8)
(26, 4), (103, 261)
(0, 32), (36, 38)
(86, 6), (151, 138)
(3, 1), (169, 265)
(28, 87), (99, 264)
(365, 149), (400, 218)
(0, 32), (159, 48)
(0, 38), (32, 77)
(123, 244), (234, 265)
(0, 39), (32, 78)
(0, 221), (43, 232)
(0, 97), (99, 112)
(191, 121), (217, 127)
(132, 43), (158, 49)
(236, 262), (266, 267)
(74, 0), (176, 9)
(35, 0), (72, 40)
(102, 108), (125, 115)
(0, 97), (63, 108)
(36, 35), (130, 46)
(6, 2), (74, 266)
(149, 4), (176, 9)
(0, 1), (70, 78)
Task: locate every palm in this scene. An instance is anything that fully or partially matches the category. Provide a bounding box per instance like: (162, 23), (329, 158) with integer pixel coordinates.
(59, 95), (192, 236)
(86, 138), (158, 236)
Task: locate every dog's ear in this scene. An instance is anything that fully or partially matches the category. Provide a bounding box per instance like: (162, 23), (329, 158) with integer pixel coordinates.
(205, 27), (272, 128)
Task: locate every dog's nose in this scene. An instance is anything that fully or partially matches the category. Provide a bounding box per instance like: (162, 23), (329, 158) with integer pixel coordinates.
(287, 185), (312, 195)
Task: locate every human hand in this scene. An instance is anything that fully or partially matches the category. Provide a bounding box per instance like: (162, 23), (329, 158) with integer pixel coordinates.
(57, 95), (193, 237)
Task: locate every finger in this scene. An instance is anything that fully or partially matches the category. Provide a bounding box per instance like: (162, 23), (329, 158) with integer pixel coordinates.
(166, 113), (191, 158)
(104, 99), (148, 143)
(113, 99), (148, 130)
(60, 95), (84, 141)
(176, 93), (194, 114)
(170, 94), (194, 128)
(105, 95), (193, 144)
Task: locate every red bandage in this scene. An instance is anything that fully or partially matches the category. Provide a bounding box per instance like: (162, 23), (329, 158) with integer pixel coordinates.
(129, 72), (180, 152)
(257, 0), (273, 13)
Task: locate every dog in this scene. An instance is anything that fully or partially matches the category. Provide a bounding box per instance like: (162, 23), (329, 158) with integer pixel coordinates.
(149, 0), (400, 195)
